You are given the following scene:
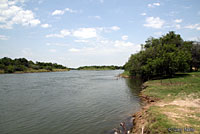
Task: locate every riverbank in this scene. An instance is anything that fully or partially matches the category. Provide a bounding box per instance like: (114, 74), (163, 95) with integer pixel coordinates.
(77, 68), (118, 71)
(0, 68), (69, 74)
(132, 72), (200, 134)
(118, 71), (130, 78)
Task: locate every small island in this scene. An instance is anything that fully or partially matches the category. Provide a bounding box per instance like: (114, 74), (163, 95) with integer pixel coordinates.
(0, 57), (69, 74)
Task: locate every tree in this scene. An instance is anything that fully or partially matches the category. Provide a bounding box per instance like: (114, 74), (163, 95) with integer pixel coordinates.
(190, 42), (200, 71)
(124, 31), (192, 81)
(0, 57), (68, 73)
(14, 65), (27, 71)
(4, 65), (15, 73)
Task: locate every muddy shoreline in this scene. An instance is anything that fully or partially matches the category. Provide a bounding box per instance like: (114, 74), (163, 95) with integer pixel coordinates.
(132, 90), (159, 134)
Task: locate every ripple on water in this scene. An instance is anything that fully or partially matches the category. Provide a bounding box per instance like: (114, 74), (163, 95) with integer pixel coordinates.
(0, 70), (141, 134)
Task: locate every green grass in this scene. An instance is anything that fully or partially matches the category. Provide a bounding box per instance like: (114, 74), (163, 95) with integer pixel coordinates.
(119, 71), (130, 77)
(140, 72), (200, 134)
(146, 106), (180, 134)
(142, 72), (200, 100)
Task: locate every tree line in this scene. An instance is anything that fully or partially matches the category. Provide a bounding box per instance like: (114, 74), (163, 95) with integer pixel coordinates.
(77, 65), (123, 70)
(0, 57), (68, 73)
(124, 31), (200, 81)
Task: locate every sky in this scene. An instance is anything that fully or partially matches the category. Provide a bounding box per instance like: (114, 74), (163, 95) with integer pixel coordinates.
(0, 0), (200, 68)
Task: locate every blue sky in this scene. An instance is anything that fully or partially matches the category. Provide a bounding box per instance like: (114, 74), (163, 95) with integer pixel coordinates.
(0, 0), (200, 67)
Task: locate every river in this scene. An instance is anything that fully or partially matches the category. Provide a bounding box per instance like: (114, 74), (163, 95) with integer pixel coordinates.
(0, 70), (142, 134)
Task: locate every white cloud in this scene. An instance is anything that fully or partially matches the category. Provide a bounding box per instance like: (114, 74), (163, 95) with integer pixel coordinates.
(96, 26), (120, 33)
(22, 48), (33, 57)
(94, 16), (101, 19)
(153, 3), (160, 6)
(0, 0), (40, 29)
(69, 48), (80, 52)
(175, 24), (181, 29)
(65, 8), (77, 13)
(60, 29), (71, 36)
(110, 26), (120, 31)
(46, 29), (71, 38)
(184, 24), (200, 30)
(114, 40), (133, 47)
(122, 35), (128, 40)
(52, 10), (65, 15)
(144, 17), (165, 29)
(49, 49), (57, 53)
(59, 37), (141, 67)
(174, 19), (182, 23)
(188, 37), (200, 41)
(74, 40), (89, 43)
(154, 32), (162, 36)
(69, 39), (136, 55)
(185, 24), (199, 29)
(183, 6), (192, 9)
(52, 8), (77, 16)
(41, 23), (51, 28)
(0, 34), (9, 40)
(46, 43), (69, 47)
(46, 26), (120, 39)
(148, 3), (160, 8)
(141, 13), (146, 16)
(73, 28), (97, 39)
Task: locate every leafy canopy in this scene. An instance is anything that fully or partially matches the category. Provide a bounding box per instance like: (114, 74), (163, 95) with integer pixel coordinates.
(124, 31), (199, 80)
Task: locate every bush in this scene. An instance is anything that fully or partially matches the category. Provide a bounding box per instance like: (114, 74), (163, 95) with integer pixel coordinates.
(124, 31), (192, 81)
(4, 65), (15, 73)
(14, 65), (27, 71)
(45, 66), (53, 71)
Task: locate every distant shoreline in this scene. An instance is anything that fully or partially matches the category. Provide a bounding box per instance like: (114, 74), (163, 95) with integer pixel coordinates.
(77, 69), (123, 71)
(0, 69), (124, 74)
(0, 68), (70, 74)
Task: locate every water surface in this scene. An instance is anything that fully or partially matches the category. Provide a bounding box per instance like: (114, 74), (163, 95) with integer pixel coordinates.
(0, 70), (142, 134)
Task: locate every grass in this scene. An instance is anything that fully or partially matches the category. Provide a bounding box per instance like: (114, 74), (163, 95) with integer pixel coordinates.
(119, 70), (130, 78)
(142, 72), (200, 100)
(146, 106), (179, 134)
(138, 72), (200, 134)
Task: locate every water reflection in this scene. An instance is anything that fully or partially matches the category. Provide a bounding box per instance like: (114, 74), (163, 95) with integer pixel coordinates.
(125, 78), (143, 95)
(107, 77), (143, 134)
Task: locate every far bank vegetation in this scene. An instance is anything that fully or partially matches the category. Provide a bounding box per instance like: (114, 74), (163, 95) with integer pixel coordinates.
(77, 65), (123, 70)
(0, 57), (69, 74)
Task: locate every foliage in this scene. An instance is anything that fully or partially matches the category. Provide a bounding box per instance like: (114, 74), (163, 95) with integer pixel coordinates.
(77, 65), (123, 70)
(190, 41), (200, 71)
(0, 57), (68, 73)
(124, 31), (199, 80)
(4, 65), (15, 73)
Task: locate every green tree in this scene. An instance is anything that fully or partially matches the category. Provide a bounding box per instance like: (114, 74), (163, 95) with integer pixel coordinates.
(124, 31), (192, 81)
(190, 42), (200, 71)
(14, 65), (27, 71)
(45, 66), (53, 71)
(4, 65), (15, 73)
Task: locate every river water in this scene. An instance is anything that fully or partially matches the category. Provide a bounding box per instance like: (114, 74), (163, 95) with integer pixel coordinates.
(0, 70), (142, 134)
